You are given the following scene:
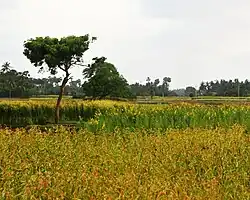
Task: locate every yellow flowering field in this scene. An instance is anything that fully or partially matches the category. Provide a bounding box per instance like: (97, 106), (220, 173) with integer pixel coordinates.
(1, 99), (250, 131)
(0, 100), (250, 199)
(0, 126), (249, 199)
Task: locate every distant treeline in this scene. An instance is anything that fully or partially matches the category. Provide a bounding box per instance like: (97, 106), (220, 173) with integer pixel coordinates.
(0, 62), (249, 98)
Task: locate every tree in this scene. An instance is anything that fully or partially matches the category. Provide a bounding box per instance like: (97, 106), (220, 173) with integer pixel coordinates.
(162, 77), (171, 97)
(23, 35), (97, 123)
(146, 77), (151, 84)
(145, 77), (154, 98)
(154, 79), (160, 87)
(69, 78), (82, 96)
(1, 62), (12, 73)
(172, 88), (185, 96)
(185, 86), (196, 97)
(82, 58), (132, 99)
(130, 82), (149, 97)
(153, 79), (160, 96)
(0, 62), (32, 98)
(16, 71), (32, 97)
(0, 63), (17, 98)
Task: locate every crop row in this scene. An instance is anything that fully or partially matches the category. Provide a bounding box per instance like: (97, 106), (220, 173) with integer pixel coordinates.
(1, 100), (250, 130)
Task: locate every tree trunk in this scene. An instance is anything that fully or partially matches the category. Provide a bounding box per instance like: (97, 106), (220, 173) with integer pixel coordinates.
(162, 85), (165, 97)
(55, 76), (69, 124)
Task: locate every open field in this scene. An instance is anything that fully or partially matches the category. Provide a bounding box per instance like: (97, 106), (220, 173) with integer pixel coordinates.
(137, 96), (250, 105)
(0, 98), (250, 199)
(0, 126), (249, 199)
(2, 99), (250, 130)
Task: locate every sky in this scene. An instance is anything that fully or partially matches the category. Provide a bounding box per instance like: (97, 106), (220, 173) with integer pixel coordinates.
(0, 0), (250, 89)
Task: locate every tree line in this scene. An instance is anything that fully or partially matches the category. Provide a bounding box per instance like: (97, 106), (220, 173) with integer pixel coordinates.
(1, 61), (249, 98)
(198, 79), (250, 97)
(0, 61), (131, 99)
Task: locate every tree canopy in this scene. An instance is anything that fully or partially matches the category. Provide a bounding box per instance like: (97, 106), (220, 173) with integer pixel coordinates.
(82, 58), (132, 99)
(23, 35), (99, 123)
(23, 35), (96, 74)
(0, 62), (32, 98)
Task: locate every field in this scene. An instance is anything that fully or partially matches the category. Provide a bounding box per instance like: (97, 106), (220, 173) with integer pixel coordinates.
(138, 96), (250, 105)
(2, 98), (250, 130)
(0, 98), (250, 199)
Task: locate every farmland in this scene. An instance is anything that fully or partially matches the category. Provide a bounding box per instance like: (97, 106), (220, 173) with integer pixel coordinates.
(2, 98), (250, 130)
(0, 98), (250, 199)
(2, 3), (250, 198)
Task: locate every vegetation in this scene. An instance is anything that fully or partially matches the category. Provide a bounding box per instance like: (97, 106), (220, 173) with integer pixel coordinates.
(23, 35), (103, 123)
(0, 126), (249, 199)
(0, 62), (32, 98)
(2, 100), (250, 131)
(1, 33), (250, 199)
(1, 59), (250, 99)
(82, 58), (132, 99)
(199, 79), (244, 96)
(131, 77), (172, 97)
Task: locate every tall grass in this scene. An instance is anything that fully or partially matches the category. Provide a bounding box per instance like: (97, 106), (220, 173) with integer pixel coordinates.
(0, 126), (249, 199)
(2, 100), (250, 131)
(81, 103), (250, 132)
(0, 100), (114, 126)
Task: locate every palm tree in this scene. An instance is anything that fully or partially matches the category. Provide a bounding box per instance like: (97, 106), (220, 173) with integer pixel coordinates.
(1, 62), (12, 73)
(146, 77), (151, 83)
(162, 77), (171, 97)
(153, 78), (160, 96)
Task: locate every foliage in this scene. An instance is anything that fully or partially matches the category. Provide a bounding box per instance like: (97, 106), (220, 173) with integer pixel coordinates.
(23, 35), (96, 74)
(0, 126), (249, 199)
(4, 59), (250, 99)
(199, 79), (249, 97)
(131, 77), (172, 97)
(0, 62), (32, 98)
(0, 65), (81, 97)
(185, 86), (196, 97)
(82, 59), (132, 98)
(23, 35), (98, 123)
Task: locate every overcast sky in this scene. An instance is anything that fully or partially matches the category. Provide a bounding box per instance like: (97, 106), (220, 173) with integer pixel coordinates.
(0, 0), (250, 89)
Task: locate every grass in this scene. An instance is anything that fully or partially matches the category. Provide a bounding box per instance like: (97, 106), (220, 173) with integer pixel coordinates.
(0, 126), (250, 199)
(81, 103), (250, 132)
(3, 99), (250, 128)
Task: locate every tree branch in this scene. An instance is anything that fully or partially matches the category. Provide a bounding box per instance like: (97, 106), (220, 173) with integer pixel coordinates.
(74, 63), (88, 67)
(69, 60), (86, 67)
(58, 66), (66, 72)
